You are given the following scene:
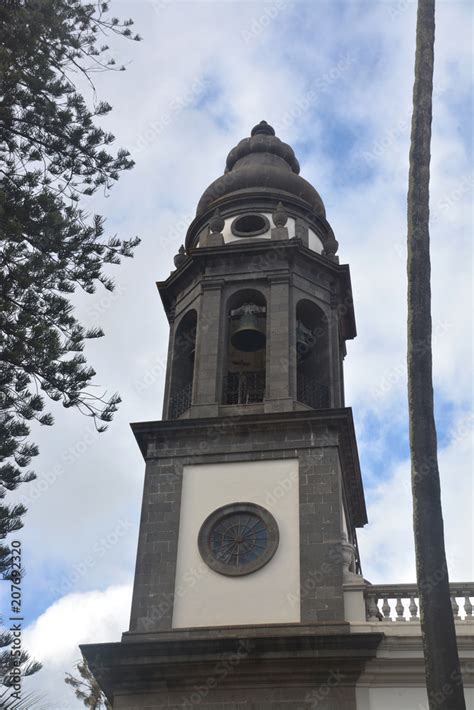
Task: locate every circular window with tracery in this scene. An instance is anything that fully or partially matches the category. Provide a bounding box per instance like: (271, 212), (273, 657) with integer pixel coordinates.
(198, 502), (279, 576)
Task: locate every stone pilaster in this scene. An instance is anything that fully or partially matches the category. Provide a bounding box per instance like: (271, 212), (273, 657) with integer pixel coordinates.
(190, 279), (223, 417)
(265, 273), (292, 411)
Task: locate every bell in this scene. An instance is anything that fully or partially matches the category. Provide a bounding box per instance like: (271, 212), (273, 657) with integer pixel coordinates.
(231, 312), (266, 352)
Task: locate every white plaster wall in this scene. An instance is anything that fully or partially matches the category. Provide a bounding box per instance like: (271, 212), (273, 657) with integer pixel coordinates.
(221, 212), (293, 244)
(308, 227), (324, 254)
(198, 213), (324, 254)
(172, 458), (300, 628)
(356, 686), (474, 710)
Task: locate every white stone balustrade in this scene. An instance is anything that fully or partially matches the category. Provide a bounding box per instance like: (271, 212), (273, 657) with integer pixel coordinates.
(364, 583), (474, 622)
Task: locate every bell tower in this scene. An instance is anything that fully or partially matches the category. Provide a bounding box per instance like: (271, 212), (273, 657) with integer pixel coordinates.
(82, 121), (383, 709)
(162, 120), (347, 425)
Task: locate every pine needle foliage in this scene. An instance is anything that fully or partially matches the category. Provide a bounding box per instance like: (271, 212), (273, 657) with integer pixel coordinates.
(65, 659), (111, 710)
(0, 0), (140, 578)
(0, 0), (141, 693)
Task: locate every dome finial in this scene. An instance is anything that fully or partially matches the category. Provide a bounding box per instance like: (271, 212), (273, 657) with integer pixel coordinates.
(251, 120), (275, 137)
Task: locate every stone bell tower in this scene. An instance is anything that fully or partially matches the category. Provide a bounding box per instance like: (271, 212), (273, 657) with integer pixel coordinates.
(82, 121), (383, 708)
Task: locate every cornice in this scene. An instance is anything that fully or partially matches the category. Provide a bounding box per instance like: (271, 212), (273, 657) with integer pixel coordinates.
(81, 628), (383, 701)
(156, 240), (356, 338)
(130, 407), (367, 527)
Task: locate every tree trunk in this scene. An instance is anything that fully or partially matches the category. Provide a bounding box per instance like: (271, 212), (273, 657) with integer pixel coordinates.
(407, 0), (465, 707)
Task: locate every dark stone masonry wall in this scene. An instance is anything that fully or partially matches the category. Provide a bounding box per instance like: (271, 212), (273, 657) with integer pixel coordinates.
(84, 626), (382, 709)
(113, 685), (357, 710)
(128, 408), (364, 635)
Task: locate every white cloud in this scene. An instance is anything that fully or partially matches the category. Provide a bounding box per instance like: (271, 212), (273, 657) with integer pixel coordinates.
(23, 585), (132, 710)
(359, 413), (474, 584)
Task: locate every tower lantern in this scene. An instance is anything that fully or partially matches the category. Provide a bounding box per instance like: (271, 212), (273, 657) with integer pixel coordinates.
(161, 120), (352, 423)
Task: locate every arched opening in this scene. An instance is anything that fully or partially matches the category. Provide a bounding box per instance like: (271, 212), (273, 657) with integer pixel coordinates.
(169, 309), (197, 418)
(223, 290), (266, 405)
(296, 299), (330, 409)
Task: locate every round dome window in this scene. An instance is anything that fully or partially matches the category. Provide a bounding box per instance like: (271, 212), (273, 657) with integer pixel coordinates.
(231, 214), (270, 238)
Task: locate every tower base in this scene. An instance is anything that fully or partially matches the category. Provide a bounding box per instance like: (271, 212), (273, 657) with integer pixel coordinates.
(82, 623), (383, 709)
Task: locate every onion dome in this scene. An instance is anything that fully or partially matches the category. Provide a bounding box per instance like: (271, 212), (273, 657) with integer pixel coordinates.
(196, 121), (326, 218)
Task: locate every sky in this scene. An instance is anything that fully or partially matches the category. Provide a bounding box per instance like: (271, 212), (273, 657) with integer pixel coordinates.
(1, 0), (472, 707)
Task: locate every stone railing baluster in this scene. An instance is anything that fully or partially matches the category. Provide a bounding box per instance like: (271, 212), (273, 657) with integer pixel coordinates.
(464, 595), (473, 619)
(366, 593), (379, 621)
(451, 596), (461, 620)
(382, 597), (391, 621)
(362, 583), (474, 623)
(395, 597), (406, 622)
(409, 595), (418, 621)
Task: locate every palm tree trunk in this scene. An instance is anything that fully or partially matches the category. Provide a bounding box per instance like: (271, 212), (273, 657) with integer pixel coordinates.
(407, 0), (465, 707)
